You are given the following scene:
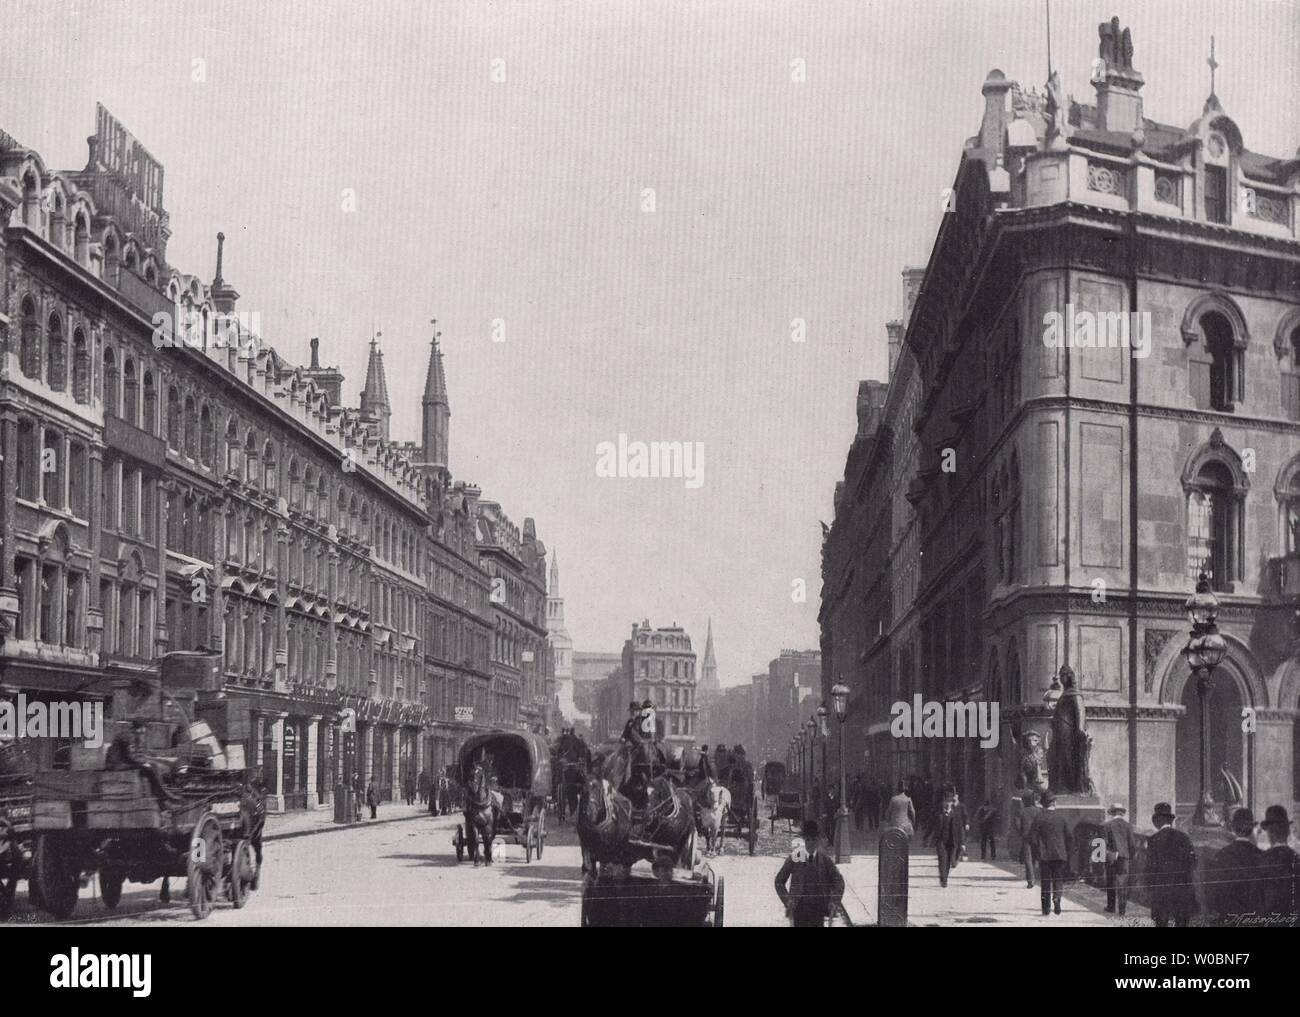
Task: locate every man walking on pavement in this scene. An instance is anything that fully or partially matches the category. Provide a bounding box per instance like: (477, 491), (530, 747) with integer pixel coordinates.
(774, 819), (846, 927)
(975, 796), (998, 860)
(1103, 802), (1137, 916)
(1206, 807), (1265, 926)
(366, 775), (380, 820)
(1143, 802), (1197, 928)
(1030, 790), (1072, 915)
(935, 789), (963, 888)
(1017, 791), (1041, 888)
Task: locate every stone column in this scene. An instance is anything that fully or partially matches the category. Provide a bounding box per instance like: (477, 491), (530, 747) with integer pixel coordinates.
(361, 721), (374, 783)
(0, 412), (20, 639)
(267, 711), (288, 813)
(305, 715), (321, 809)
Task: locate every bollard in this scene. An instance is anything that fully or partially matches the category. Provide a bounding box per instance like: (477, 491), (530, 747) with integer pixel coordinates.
(878, 828), (909, 927)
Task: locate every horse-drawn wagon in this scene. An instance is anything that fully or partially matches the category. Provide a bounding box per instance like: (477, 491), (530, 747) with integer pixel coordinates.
(452, 730), (551, 864)
(761, 761), (787, 798)
(714, 749), (759, 855)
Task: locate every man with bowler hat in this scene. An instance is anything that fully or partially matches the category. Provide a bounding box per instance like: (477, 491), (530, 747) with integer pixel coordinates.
(934, 788), (963, 888)
(774, 819), (845, 927)
(1143, 802), (1197, 927)
(1260, 805), (1298, 926)
(1205, 807), (1265, 926)
(1030, 790), (1072, 915)
(1103, 801), (1137, 916)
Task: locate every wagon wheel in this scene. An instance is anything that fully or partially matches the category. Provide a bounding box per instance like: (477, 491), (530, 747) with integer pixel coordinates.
(453, 825), (464, 863)
(99, 866), (125, 910)
(227, 839), (256, 909)
(0, 819), (18, 921)
(32, 834), (80, 921)
(536, 809), (546, 860)
(712, 875), (726, 928)
(524, 821), (534, 864)
(187, 813), (222, 920)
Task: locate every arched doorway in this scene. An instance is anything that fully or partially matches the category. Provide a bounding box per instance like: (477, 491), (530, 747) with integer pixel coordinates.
(1174, 665), (1246, 819)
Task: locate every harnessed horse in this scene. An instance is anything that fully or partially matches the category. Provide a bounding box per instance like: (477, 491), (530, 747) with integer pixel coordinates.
(463, 763), (499, 866)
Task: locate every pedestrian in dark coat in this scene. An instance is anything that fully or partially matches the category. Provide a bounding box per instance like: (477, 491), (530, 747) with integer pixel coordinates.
(1142, 802), (1198, 927)
(366, 778), (380, 819)
(975, 799), (998, 859)
(1259, 805), (1298, 926)
(1103, 802), (1138, 916)
(418, 770), (430, 805)
(935, 792), (963, 888)
(1205, 807), (1265, 926)
(1030, 791), (1072, 915)
(1018, 792), (1042, 887)
(403, 773), (415, 806)
(352, 772), (364, 822)
(774, 820), (846, 927)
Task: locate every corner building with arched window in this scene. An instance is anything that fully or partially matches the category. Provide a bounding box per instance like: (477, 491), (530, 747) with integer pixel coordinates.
(0, 108), (552, 808)
(820, 26), (1300, 834)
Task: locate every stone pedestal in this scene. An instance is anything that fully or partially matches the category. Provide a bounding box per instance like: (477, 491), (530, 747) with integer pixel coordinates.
(1053, 794), (1107, 876)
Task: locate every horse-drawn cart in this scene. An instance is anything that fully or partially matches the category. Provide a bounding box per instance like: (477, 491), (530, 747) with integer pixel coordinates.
(28, 763), (261, 921)
(452, 730), (551, 864)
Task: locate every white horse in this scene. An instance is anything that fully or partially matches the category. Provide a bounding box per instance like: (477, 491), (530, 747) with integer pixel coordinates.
(695, 778), (731, 856)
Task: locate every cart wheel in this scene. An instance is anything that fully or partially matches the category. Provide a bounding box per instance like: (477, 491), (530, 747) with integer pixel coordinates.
(33, 835), (80, 921)
(228, 840), (256, 909)
(712, 875), (726, 928)
(187, 813), (222, 920)
(537, 811), (546, 860)
(454, 825), (464, 863)
(99, 867), (125, 910)
(524, 823), (534, 864)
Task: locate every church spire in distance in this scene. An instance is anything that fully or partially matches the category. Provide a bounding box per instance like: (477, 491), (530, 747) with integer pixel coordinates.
(422, 318), (451, 472)
(359, 329), (392, 442)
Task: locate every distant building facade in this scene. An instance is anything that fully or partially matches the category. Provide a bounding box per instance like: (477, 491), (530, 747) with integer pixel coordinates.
(594, 620), (698, 748)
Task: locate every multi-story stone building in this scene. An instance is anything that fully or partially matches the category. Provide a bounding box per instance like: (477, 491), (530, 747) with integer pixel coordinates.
(0, 106), (548, 809)
(594, 620), (698, 748)
(821, 24), (1300, 830)
(477, 503), (553, 733)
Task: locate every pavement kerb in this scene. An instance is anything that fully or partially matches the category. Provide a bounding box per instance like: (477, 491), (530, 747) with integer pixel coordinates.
(264, 810), (443, 843)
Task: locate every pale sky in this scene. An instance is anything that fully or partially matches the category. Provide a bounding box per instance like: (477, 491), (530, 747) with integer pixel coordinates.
(4, 0), (1296, 681)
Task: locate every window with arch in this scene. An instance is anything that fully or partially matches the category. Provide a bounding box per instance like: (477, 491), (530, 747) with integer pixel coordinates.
(317, 477), (327, 524)
(122, 358), (138, 424)
(224, 419), (241, 474)
(21, 170), (40, 230)
(46, 313), (66, 391)
(103, 232), (120, 285)
(142, 371), (157, 433)
(1285, 325), (1300, 422)
(199, 405), (214, 467)
(1280, 463), (1300, 557)
(244, 431), (258, 486)
(71, 328), (89, 403)
(184, 396), (198, 459)
(20, 298), (39, 379)
(304, 467), (317, 516)
(73, 211), (90, 267)
(289, 459), (302, 510)
(16, 417), (38, 501)
(1189, 311), (1241, 411)
(105, 347), (121, 417)
(1187, 459), (1243, 591)
(166, 386), (181, 450)
(262, 441), (276, 493)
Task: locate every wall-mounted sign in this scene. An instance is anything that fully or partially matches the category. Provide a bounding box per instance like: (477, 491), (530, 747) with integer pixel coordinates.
(96, 103), (165, 212)
(454, 706), (474, 723)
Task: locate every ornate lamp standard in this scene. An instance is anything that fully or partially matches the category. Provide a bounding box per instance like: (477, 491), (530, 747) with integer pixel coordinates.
(795, 730), (806, 815)
(805, 716), (817, 822)
(816, 704), (829, 823)
(1182, 571), (1228, 827)
(831, 682), (852, 863)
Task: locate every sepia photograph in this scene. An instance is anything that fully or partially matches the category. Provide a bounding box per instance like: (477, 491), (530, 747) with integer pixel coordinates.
(0, 0), (1297, 978)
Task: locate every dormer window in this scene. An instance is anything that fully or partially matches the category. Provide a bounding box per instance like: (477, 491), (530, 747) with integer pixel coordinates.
(1205, 165), (1228, 223)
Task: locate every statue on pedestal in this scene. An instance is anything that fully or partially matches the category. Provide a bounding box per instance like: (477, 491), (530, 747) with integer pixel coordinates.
(1049, 666), (1093, 795)
(1013, 729), (1048, 794)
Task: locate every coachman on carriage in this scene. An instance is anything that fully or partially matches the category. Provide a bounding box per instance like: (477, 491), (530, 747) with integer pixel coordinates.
(551, 727), (591, 825)
(452, 730), (551, 865)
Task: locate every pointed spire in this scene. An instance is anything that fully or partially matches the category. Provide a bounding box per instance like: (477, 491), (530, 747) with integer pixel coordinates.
(549, 550), (560, 597)
(359, 329), (392, 440)
(423, 319), (449, 406)
(703, 617), (716, 666)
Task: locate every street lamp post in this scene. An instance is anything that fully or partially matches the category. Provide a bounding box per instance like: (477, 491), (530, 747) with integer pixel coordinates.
(817, 704), (829, 825)
(1183, 570), (1228, 828)
(805, 716), (817, 822)
(796, 731), (806, 815)
(831, 682), (852, 863)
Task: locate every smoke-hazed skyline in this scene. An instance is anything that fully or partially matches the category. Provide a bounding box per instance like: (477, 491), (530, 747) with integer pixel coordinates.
(4, 0), (1294, 681)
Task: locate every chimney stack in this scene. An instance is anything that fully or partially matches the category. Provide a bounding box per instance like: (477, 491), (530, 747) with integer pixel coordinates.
(886, 320), (904, 378)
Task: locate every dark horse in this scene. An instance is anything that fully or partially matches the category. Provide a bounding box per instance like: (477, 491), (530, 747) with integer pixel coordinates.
(463, 763), (498, 866)
(576, 774), (632, 876)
